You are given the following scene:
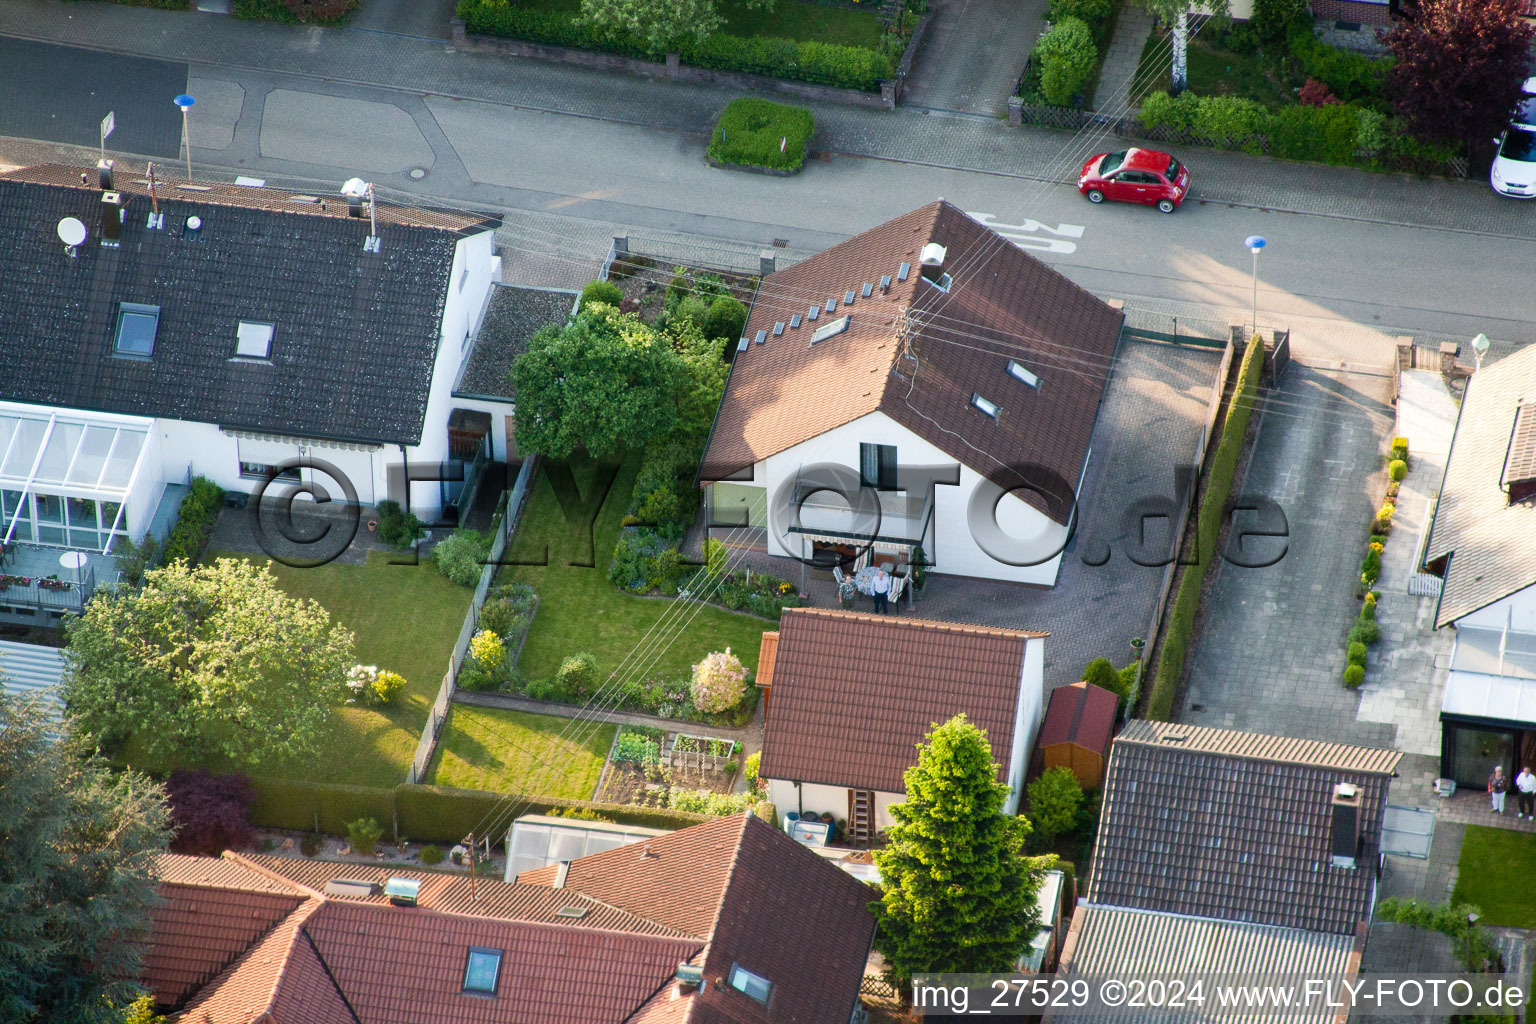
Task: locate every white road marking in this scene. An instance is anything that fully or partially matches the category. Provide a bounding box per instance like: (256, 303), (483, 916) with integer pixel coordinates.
(965, 211), (1085, 255)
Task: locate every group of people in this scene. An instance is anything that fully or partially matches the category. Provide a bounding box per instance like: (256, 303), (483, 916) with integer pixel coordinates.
(1488, 765), (1536, 818)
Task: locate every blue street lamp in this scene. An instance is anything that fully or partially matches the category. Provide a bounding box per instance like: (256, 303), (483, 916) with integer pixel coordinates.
(1245, 235), (1267, 340)
(174, 94), (196, 182)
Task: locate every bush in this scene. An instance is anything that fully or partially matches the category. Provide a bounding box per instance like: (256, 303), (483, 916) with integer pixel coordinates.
(1388, 459), (1407, 481)
(166, 769), (256, 856)
(1391, 437), (1409, 462)
(300, 833), (322, 856)
(432, 529), (491, 586)
(1349, 618), (1380, 647)
(114, 533), (160, 588)
(1361, 548), (1381, 586)
(479, 583), (537, 640)
(745, 750), (763, 791)
(700, 296), (748, 344)
(1343, 664), (1365, 687)
(1192, 96), (1267, 149)
(688, 35), (891, 92)
(1035, 17), (1098, 106)
(579, 279), (623, 310)
(667, 788), (757, 815)
(1140, 89), (1202, 131)
(1360, 596), (1377, 621)
(1286, 15), (1391, 102)
(1253, 0), (1306, 42)
(346, 816), (384, 856)
(1299, 79), (1340, 106)
(556, 652), (599, 701)
(1355, 107), (1390, 156)
(418, 844), (444, 865)
(233, 0), (357, 23)
(691, 648), (748, 713)
(372, 669), (408, 705)
(1215, 21), (1261, 55)
(470, 629), (506, 672)
(375, 499), (424, 550)
(1047, 0), (1112, 26)
(708, 98), (816, 172)
(1027, 767), (1084, 843)
(162, 476), (224, 564)
(1348, 641), (1368, 666)
(1265, 102), (1361, 164)
(1373, 502), (1396, 534)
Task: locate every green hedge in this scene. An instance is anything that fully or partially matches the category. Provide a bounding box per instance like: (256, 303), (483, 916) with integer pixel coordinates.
(709, 97), (816, 172)
(66, 0), (186, 7)
(1286, 15), (1391, 103)
(1146, 337), (1265, 721)
(457, 0), (890, 91)
(248, 778), (712, 843)
(161, 476), (225, 565)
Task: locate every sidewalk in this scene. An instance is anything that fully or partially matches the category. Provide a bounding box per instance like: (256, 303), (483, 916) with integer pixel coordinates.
(5, 0), (1536, 239)
(1092, 2), (1154, 115)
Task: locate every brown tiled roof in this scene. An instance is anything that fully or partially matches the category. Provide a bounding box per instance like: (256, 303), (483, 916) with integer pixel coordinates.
(1038, 682), (1118, 753)
(699, 201), (1123, 521)
(145, 883), (304, 1009)
(1423, 343), (1536, 626)
(1090, 722), (1400, 935)
(232, 853), (689, 936)
(154, 851), (303, 894)
(756, 630), (780, 689)
(176, 897), (337, 1024)
(757, 608), (1043, 793)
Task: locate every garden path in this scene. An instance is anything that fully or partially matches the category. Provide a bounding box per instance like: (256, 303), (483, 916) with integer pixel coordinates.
(900, 0), (1047, 115)
(1094, 3), (1155, 113)
(453, 689), (765, 747)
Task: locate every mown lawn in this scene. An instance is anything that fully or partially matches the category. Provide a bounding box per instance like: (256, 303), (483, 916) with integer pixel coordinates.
(503, 456), (767, 688)
(1450, 825), (1536, 928)
(428, 706), (614, 797)
(120, 551), (473, 788)
(1134, 33), (1285, 107)
(503, 0), (883, 48)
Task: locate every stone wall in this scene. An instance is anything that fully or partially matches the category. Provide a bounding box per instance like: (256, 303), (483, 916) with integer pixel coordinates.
(1308, 0), (1393, 26)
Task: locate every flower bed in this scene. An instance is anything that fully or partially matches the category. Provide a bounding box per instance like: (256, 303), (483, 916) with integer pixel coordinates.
(1343, 436), (1406, 688)
(596, 725), (745, 810)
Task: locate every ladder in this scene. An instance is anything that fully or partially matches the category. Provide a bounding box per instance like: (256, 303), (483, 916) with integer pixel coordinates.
(848, 790), (875, 847)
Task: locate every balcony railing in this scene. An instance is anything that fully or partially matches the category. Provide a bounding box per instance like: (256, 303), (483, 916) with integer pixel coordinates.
(0, 566), (97, 617)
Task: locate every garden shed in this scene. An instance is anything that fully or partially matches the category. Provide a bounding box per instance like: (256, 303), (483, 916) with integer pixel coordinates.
(1035, 681), (1118, 790)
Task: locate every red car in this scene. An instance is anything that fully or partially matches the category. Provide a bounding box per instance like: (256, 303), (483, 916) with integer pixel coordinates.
(1078, 149), (1189, 213)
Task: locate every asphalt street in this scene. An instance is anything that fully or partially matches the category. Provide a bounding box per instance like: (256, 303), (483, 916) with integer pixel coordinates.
(0, 22), (1529, 351)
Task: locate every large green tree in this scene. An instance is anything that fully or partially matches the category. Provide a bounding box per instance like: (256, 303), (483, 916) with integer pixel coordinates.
(871, 715), (1043, 986)
(63, 559), (355, 771)
(511, 304), (696, 459)
(0, 692), (171, 1023)
(578, 0), (774, 53)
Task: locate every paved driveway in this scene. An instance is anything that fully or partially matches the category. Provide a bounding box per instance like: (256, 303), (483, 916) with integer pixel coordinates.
(1181, 359), (1400, 747)
(900, 0), (1046, 115)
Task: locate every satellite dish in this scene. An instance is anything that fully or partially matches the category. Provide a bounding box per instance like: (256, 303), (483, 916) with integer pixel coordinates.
(57, 217), (87, 247)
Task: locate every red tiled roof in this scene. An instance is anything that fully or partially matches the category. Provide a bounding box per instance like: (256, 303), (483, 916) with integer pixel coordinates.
(154, 852), (302, 894)
(176, 897), (334, 1024)
(699, 201), (1123, 522)
(757, 608), (1043, 793)
(145, 884), (304, 1009)
(1037, 681), (1118, 753)
(756, 630), (780, 689)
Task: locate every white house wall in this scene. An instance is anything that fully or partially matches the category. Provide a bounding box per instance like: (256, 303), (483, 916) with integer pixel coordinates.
(1457, 584), (1536, 634)
(1006, 636), (1048, 814)
(752, 411), (1068, 585)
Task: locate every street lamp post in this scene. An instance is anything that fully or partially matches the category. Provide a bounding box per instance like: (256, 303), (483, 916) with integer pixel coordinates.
(174, 94), (196, 182)
(1471, 333), (1490, 372)
(1244, 235), (1267, 342)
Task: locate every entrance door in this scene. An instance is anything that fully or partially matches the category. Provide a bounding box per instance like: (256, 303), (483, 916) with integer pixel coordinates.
(1450, 726), (1514, 789)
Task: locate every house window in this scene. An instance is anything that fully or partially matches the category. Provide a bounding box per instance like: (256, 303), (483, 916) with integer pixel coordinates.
(114, 303), (160, 357)
(971, 393), (999, 419)
(1007, 359), (1040, 388)
(729, 964), (772, 1005)
(235, 321), (275, 359)
(462, 947), (503, 995)
(239, 461), (300, 483)
(860, 443), (897, 491)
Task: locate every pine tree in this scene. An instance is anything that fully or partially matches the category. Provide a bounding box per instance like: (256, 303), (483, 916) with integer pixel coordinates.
(0, 692), (171, 1023)
(871, 715), (1042, 987)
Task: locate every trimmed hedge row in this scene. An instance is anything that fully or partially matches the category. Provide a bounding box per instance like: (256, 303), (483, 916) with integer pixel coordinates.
(709, 97), (816, 172)
(457, 0), (891, 91)
(248, 778), (712, 843)
(1146, 337), (1265, 721)
(161, 476), (225, 565)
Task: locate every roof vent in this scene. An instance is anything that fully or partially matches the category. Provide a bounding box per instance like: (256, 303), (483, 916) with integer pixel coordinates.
(676, 964), (705, 991)
(789, 313), (802, 329)
(897, 262), (911, 281)
(811, 315), (850, 345)
(862, 282), (874, 298)
(919, 242), (947, 282)
(383, 877), (422, 906)
(773, 322), (785, 336)
(183, 215), (203, 241)
(1330, 782), (1361, 869)
(807, 305), (819, 322)
(640, 845), (659, 860)
(100, 191), (123, 244)
(880, 275), (892, 293)
(844, 290), (856, 306)
(323, 879), (381, 899)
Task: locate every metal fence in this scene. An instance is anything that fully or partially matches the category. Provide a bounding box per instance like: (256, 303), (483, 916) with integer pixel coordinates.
(406, 457), (539, 785)
(667, 733), (739, 772)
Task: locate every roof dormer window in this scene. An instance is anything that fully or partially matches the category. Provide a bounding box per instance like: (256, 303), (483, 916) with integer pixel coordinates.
(114, 303), (160, 357)
(235, 320), (274, 360)
(728, 964), (772, 1005)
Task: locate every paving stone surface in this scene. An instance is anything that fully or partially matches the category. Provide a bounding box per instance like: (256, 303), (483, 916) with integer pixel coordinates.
(900, 0), (1045, 115)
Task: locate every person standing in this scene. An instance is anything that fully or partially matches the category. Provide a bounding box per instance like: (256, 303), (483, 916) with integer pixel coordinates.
(1516, 766), (1536, 819)
(871, 567), (891, 615)
(1489, 765), (1509, 815)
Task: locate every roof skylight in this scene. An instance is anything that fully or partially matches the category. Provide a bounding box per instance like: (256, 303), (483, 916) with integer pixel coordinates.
(463, 947), (503, 995)
(811, 315), (850, 345)
(235, 320), (274, 359)
(971, 393), (999, 418)
(114, 303), (160, 357)
(1007, 359), (1040, 387)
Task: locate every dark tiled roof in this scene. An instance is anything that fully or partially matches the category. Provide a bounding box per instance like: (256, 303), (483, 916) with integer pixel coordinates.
(1038, 681), (1117, 753)
(0, 165), (499, 446)
(1090, 722), (1399, 935)
(757, 608), (1044, 793)
(699, 201), (1123, 521)
(1424, 343), (1536, 626)
(454, 284), (575, 400)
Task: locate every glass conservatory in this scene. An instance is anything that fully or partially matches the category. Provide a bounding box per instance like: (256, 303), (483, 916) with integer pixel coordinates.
(0, 404), (159, 554)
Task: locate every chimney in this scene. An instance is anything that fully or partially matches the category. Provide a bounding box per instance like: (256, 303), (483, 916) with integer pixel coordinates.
(1330, 782), (1361, 868)
(97, 158), (114, 192)
(553, 860), (570, 889)
(919, 242), (947, 283)
(100, 191), (123, 243)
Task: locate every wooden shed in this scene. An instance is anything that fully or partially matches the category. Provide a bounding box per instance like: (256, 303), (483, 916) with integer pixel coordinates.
(1035, 682), (1118, 790)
